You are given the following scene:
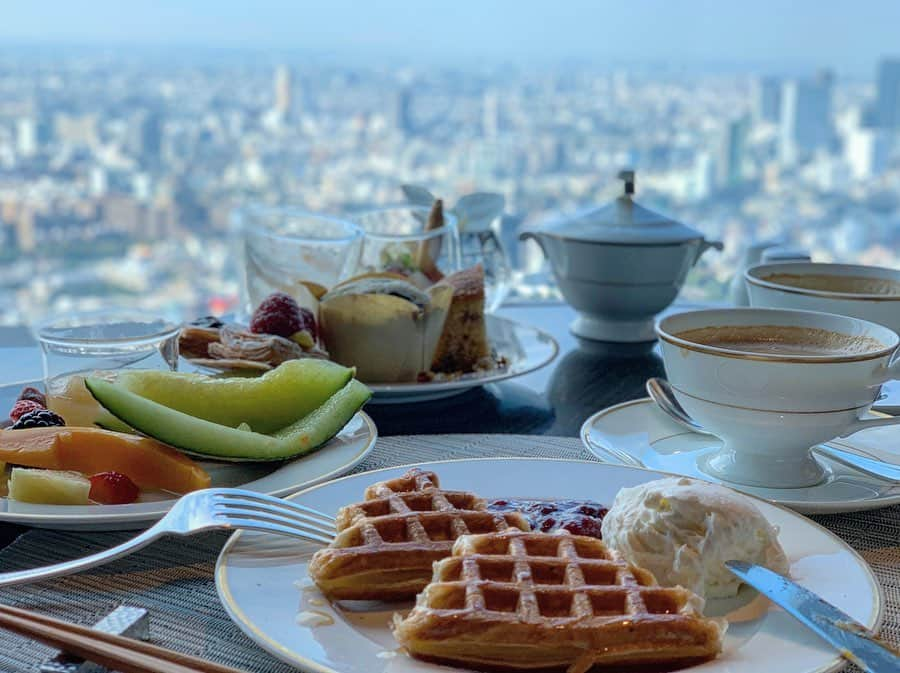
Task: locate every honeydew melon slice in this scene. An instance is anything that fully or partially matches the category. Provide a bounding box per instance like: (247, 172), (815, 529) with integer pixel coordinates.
(86, 377), (370, 462)
(116, 359), (354, 434)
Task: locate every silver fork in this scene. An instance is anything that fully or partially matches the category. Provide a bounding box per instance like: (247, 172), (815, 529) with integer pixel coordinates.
(0, 488), (337, 588)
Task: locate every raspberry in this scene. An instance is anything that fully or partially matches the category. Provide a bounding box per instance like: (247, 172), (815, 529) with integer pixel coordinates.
(17, 387), (47, 407)
(249, 292), (317, 340)
(89, 471), (140, 505)
(10, 409), (66, 430)
(9, 399), (45, 422)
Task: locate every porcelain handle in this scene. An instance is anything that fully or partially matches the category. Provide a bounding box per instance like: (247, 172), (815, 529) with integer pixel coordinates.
(888, 348), (900, 379)
(518, 231), (548, 258)
(840, 414), (900, 438)
(871, 348), (900, 387)
(693, 239), (724, 265)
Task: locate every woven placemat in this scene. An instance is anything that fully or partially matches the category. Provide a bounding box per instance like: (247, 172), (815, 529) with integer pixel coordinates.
(0, 434), (894, 672)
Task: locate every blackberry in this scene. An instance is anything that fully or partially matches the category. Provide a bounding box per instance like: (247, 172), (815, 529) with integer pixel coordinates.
(190, 316), (224, 329)
(10, 409), (66, 430)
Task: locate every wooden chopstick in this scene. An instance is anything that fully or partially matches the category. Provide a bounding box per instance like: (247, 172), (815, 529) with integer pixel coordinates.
(0, 603), (249, 673)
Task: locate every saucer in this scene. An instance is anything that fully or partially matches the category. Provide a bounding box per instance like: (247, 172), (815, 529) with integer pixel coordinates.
(581, 398), (900, 514)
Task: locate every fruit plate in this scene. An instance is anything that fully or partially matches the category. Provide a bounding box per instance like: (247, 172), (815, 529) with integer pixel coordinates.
(0, 411), (376, 531)
(368, 315), (559, 404)
(215, 458), (882, 673)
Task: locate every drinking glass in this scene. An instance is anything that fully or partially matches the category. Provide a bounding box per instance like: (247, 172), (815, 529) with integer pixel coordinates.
(34, 311), (180, 427)
(237, 206), (363, 316)
(459, 228), (512, 312)
(349, 206), (461, 284)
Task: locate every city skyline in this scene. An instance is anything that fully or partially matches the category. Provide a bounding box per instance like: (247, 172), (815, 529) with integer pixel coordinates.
(0, 41), (899, 325)
(2, 2), (900, 75)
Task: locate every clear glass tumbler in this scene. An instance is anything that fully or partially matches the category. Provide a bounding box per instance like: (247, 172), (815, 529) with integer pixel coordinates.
(34, 311), (180, 427)
(459, 228), (512, 312)
(238, 206), (364, 316)
(349, 206), (461, 285)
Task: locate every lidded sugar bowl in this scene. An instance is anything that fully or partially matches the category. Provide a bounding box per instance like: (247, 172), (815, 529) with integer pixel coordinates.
(521, 170), (723, 342)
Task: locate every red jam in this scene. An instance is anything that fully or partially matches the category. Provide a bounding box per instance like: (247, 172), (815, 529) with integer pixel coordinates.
(487, 499), (608, 539)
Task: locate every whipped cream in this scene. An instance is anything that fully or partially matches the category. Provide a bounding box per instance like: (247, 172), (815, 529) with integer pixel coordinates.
(600, 477), (789, 598)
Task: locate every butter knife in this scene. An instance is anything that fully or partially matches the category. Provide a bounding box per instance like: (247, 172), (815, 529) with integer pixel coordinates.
(726, 561), (900, 673)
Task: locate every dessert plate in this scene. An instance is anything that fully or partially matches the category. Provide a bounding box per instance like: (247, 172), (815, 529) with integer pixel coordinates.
(215, 458), (881, 673)
(582, 398), (900, 514)
(0, 412), (376, 531)
(368, 315), (558, 404)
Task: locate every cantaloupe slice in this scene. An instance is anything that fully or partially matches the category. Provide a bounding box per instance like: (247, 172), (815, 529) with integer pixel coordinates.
(0, 427), (210, 494)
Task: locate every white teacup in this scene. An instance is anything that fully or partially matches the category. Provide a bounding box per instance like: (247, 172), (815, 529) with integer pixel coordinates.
(656, 308), (900, 488)
(746, 262), (900, 334)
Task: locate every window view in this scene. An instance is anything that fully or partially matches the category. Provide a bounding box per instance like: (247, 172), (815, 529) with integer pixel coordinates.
(1, 2), (899, 323)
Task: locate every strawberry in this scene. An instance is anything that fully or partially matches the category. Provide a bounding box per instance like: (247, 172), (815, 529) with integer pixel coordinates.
(89, 471), (140, 505)
(9, 399), (45, 422)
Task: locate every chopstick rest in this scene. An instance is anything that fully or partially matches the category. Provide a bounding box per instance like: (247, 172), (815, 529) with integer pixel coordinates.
(40, 605), (149, 673)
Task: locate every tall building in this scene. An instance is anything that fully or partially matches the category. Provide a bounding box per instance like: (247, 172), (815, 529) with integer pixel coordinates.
(755, 77), (782, 123)
(274, 65), (292, 118)
(394, 86), (414, 136)
(15, 118), (38, 157)
(778, 70), (834, 165)
(16, 109), (51, 158)
(482, 89), (500, 140)
(716, 116), (749, 188)
(875, 59), (900, 129)
(128, 110), (162, 164)
(845, 128), (893, 179)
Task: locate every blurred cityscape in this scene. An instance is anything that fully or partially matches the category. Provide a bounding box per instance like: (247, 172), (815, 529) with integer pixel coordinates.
(2, 46), (900, 323)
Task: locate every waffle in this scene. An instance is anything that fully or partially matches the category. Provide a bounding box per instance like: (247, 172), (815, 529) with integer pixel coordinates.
(309, 469), (529, 600)
(393, 530), (724, 672)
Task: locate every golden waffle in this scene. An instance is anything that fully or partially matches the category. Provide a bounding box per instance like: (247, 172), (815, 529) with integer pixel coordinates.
(393, 530), (724, 672)
(309, 469), (529, 600)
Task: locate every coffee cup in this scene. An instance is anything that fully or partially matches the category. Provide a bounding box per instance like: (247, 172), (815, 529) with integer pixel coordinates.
(656, 308), (900, 488)
(745, 262), (900, 334)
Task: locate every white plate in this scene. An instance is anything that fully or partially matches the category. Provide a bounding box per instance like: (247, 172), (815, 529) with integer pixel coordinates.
(0, 412), (377, 531)
(582, 398), (900, 514)
(215, 458), (882, 673)
(367, 315), (558, 404)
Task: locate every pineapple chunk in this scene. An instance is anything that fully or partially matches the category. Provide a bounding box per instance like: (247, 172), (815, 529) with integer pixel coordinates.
(9, 468), (91, 505)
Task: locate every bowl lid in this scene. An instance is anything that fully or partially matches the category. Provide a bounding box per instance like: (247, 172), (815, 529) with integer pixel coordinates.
(543, 170), (707, 245)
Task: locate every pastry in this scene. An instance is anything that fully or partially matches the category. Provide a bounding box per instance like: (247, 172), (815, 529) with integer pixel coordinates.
(393, 529), (724, 672)
(318, 279), (453, 383)
(431, 264), (490, 374)
(308, 469), (529, 600)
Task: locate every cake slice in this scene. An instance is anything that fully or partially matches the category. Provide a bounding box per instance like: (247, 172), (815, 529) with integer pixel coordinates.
(431, 264), (490, 374)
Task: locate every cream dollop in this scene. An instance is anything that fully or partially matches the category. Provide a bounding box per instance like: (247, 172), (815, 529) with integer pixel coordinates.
(600, 477), (789, 598)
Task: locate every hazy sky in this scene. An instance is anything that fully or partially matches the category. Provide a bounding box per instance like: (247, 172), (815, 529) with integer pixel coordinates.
(2, 1), (899, 75)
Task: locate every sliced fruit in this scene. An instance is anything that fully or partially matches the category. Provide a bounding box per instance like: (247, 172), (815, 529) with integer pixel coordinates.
(46, 375), (132, 432)
(116, 359), (354, 433)
(86, 377), (371, 461)
(0, 426), (210, 493)
(89, 471), (140, 505)
(9, 468), (91, 505)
